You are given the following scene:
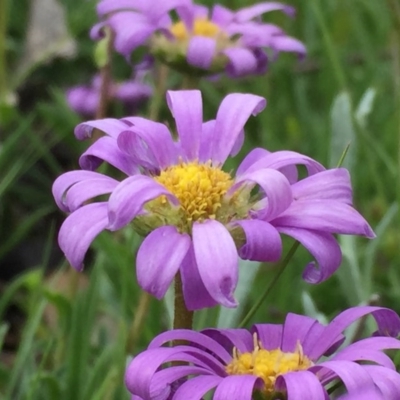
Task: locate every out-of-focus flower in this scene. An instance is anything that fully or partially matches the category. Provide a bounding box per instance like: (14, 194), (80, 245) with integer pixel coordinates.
(125, 307), (400, 400)
(53, 90), (373, 310)
(66, 74), (152, 117)
(92, 1), (306, 77)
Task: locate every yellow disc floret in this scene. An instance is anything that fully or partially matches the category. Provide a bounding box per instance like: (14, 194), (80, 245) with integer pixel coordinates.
(170, 18), (222, 41)
(226, 334), (312, 398)
(154, 161), (233, 223)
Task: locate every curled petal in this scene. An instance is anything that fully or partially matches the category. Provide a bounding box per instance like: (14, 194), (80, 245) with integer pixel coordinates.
(363, 365), (400, 400)
(234, 2), (296, 22)
(233, 220), (282, 262)
(108, 175), (178, 230)
(136, 226), (190, 299)
(233, 168), (292, 221)
(193, 220), (238, 308)
(213, 375), (262, 400)
(201, 328), (253, 354)
(174, 376), (222, 400)
(75, 118), (130, 140)
(275, 370), (327, 400)
(187, 36), (216, 70)
(270, 35), (307, 56)
(277, 227), (342, 284)
(212, 93), (266, 165)
(79, 136), (138, 175)
(58, 203), (109, 271)
(167, 90), (203, 161)
(273, 200), (375, 238)
(224, 47), (258, 77)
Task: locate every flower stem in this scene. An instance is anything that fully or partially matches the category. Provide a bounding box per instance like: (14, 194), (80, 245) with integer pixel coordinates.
(0, 0), (8, 102)
(173, 272), (193, 330)
(149, 63), (169, 121)
(127, 291), (151, 352)
(238, 241), (300, 328)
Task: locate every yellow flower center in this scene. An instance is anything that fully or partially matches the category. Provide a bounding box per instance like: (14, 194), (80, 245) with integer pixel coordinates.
(154, 161), (233, 223)
(170, 18), (222, 41)
(225, 335), (312, 399)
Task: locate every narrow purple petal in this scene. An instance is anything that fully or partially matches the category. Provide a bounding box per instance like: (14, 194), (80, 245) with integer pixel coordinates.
(224, 47), (258, 77)
(75, 118), (130, 140)
(199, 119), (215, 162)
(174, 376), (222, 400)
(149, 329), (232, 364)
(136, 226), (190, 299)
(252, 324), (283, 350)
(211, 4), (234, 26)
(275, 370), (327, 400)
(107, 175), (178, 230)
(166, 90), (203, 161)
(97, 0), (139, 16)
(108, 12), (155, 56)
(273, 200), (375, 238)
(291, 169), (352, 204)
(187, 37), (216, 70)
(58, 203), (109, 271)
(363, 365), (400, 400)
(79, 136), (138, 175)
(211, 93), (266, 165)
(233, 220), (282, 262)
(311, 361), (376, 393)
(52, 171), (117, 212)
(180, 246), (218, 310)
(281, 313), (319, 353)
(277, 227), (342, 284)
(234, 2), (296, 22)
(213, 375), (262, 400)
(270, 35), (307, 56)
(193, 220), (238, 308)
(201, 328), (253, 354)
(233, 169), (292, 221)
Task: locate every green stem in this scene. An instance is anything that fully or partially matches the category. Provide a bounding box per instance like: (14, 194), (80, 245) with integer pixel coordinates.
(127, 291), (151, 352)
(173, 272), (193, 330)
(149, 63), (169, 121)
(239, 242), (300, 328)
(0, 0), (8, 101)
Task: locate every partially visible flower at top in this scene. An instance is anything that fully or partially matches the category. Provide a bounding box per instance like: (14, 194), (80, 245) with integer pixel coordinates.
(91, 0), (306, 77)
(125, 306), (400, 400)
(338, 388), (384, 400)
(53, 90), (374, 310)
(66, 74), (152, 117)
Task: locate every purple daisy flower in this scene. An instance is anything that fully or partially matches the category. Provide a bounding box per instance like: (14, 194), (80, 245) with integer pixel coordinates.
(53, 90), (374, 310)
(66, 74), (152, 117)
(91, 0), (306, 77)
(125, 306), (400, 400)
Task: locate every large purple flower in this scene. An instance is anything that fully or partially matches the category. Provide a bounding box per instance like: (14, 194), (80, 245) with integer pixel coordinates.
(66, 74), (152, 117)
(125, 306), (400, 400)
(92, 0), (306, 77)
(53, 90), (373, 310)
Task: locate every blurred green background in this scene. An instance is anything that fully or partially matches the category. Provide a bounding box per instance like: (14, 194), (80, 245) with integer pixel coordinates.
(0, 0), (399, 398)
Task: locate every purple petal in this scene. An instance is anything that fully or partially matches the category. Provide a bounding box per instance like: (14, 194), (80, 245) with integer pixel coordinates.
(174, 376), (222, 400)
(187, 37), (216, 70)
(90, 22), (107, 40)
(66, 86), (98, 116)
(252, 324), (283, 350)
(166, 90), (203, 161)
(311, 360), (376, 392)
(213, 375), (262, 400)
(97, 0), (139, 15)
(211, 4), (234, 26)
(79, 136), (138, 175)
(149, 329), (232, 364)
(75, 118), (130, 140)
(136, 226), (190, 299)
(275, 370), (327, 400)
(270, 35), (307, 56)
(243, 150), (325, 176)
(120, 117), (177, 168)
(272, 200), (375, 238)
(233, 169), (292, 221)
(52, 170), (117, 212)
(281, 313), (319, 353)
(58, 203), (109, 271)
(363, 365), (400, 400)
(211, 93), (266, 165)
(224, 47), (258, 77)
(201, 328), (253, 354)
(309, 306), (400, 359)
(291, 169), (352, 204)
(233, 220), (282, 262)
(234, 2), (296, 22)
(192, 220), (238, 308)
(277, 227), (342, 284)
(199, 119), (215, 162)
(107, 175), (178, 230)
(108, 12), (155, 56)
(180, 246), (218, 310)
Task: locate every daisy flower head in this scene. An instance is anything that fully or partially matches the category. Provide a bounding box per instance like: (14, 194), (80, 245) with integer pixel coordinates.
(53, 90), (374, 310)
(125, 306), (400, 400)
(92, 0), (306, 77)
